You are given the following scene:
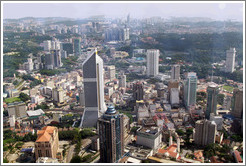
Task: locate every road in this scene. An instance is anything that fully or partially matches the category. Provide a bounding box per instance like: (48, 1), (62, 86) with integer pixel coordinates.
(66, 145), (75, 163)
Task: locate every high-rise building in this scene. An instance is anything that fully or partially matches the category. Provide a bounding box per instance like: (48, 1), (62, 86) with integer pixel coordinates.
(61, 43), (74, 55)
(52, 50), (62, 68)
(35, 126), (59, 160)
(43, 40), (51, 51)
(7, 101), (27, 118)
(231, 88), (243, 119)
(146, 49), (159, 77)
(195, 120), (217, 146)
(106, 65), (116, 81)
(80, 50), (106, 128)
(45, 52), (54, 70)
(118, 73), (126, 88)
(171, 65), (180, 81)
(184, 72), (197, 107)
(225, 47), (236, 73)
(205, 82), (219, 120)
(170, 88), (179, 107)
(73, 38), (81, 56)
(98, 105), (124, 163)
(52, 87), (64, 104)
(133, 82), (144, 101)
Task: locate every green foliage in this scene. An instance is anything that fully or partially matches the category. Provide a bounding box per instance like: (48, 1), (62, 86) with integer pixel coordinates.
(223, 85), (234, 92)
(40, 69), (67, 76)
(130, 126), (140, 134)
(81, 154), (94, 163)
(19, 92), (31, 102)
(80, 128), (96, 139)
(147, 78), (159, 84)
(58, 130), (78, 141)
(35, 103), (49, 110)
(176, 129), (185, 136)
(231, 134), (243, 142)
(30, 79), (42, 88)
(4, 97), (21, 104)
(70, 155), (82, 163)
(3, 158), (9, 163)
(13, 80), (19, 85)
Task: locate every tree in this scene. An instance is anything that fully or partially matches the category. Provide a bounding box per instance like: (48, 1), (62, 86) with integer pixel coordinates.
(176, 129), (185, 136)
(70, 155), (82, 163)
(19, 92), (31, 102)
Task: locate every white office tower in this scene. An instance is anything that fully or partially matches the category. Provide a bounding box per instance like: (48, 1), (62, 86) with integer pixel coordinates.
(170, 88), (179, 107)
(184, 72), (197, 108)
(80, 49), (106, 128)
(225, 48), (236, 73)
(146, 49), (160, 77)
(44, 40), (51, 51)
(171, 65), (180, 81)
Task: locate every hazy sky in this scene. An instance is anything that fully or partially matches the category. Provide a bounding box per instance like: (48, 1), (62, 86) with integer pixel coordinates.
(3, 2), (244, 21)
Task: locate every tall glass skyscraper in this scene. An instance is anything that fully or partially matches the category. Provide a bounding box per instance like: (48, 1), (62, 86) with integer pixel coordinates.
(79, 49), (106, 128)
(98, 105), (124, 163)
(184, 72), (197, 108)
(205, 82), (219, 120)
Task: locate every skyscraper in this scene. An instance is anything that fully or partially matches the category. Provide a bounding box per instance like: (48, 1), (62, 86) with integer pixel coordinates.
(118, 73), (126, 88)
(73, 38), (81, 56)
(80, 49), (106, 128)
(133, 82), (144, 101)
(45, 52), (54, 70)
(195, 120), (217, 146)
(146, 49), (160, 77)
(225, 47), (236, 73)
(171, 64), (180, 81)
(205, 82), (219, 120)
(52, 50), (62, 68)
(98, 105), (124, 163)
(184, 72), (197, 108)
(231, 88), (243, 119)
(43, 40), (51, 51)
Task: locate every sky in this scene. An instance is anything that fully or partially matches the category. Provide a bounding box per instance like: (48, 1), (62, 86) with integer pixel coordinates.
(2, 2), (244, 21)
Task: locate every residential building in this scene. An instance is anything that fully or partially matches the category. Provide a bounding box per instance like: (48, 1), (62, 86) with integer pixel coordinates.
(35, 126), (59, 160)
(146, 49), (159, 77)
(52, 87), (64, 104)
(118, 73), (126, 88)
(98, 105), (124, 163)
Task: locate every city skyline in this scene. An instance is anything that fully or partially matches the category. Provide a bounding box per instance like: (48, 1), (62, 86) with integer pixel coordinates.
(2, 2), (244, 21)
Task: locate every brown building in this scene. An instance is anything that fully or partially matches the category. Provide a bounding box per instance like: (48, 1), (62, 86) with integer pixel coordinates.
(35, 126), (59, 160)
(133, 82), (144, 101)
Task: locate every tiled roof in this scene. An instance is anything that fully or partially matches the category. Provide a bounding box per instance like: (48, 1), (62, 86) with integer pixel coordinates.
(36, 126), (56, 143)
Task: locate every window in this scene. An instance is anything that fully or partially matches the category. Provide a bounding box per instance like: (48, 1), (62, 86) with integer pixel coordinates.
(46, 150), (50, 157)
(38, 150), (42, 157)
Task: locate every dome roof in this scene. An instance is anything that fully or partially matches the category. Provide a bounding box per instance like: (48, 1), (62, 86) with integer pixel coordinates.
(105, 105), (116, 114)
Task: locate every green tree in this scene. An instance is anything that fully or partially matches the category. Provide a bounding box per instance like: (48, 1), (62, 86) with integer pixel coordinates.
(19, 92), (31, 102)
(217, 94), (225, 105)
(70, 155), (82, 163)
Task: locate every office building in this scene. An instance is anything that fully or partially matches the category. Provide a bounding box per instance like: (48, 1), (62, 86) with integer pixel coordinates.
(61, 43), (74, 55)
(73, 38), (81, 56)
(133, 82), (144, 101)
(231, 88), (243, 119)
(136, 126), (162, 150)
(80, 49), (106, 128)
(170, 88), (179, 107)
(52, 50), (62, 68)
(205, 82), (219, 120)
(45, 52), (54, 70)
(146, 49), (159, 77)
(118, 73), (126, 88)
(35, 126), (59, 160)
(171, 65), (180, 81)
(98, 105), (124, 163)
(184, 72), (197, 107)
(225, 48), (236, 73)
(7, 101), (27, 118)
(195, 120), (217, 146)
